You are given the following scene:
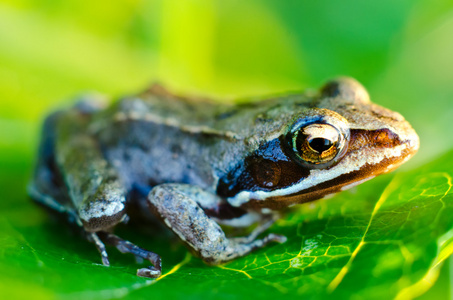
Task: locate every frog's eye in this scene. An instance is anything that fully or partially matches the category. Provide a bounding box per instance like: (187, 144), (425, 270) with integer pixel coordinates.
(290, 123), (346, 166)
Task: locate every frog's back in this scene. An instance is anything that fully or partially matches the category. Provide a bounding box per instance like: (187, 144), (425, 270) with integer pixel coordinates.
(89, 84), (314, 193)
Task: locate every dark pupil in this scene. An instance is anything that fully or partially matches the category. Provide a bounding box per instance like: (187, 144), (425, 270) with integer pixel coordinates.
(308, 138), (333, 153)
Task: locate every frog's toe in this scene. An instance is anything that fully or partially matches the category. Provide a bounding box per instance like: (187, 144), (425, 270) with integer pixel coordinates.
(87, 232), (111, 266)
(238, 232), (287, 251)
(137, 266), (161, 278)
(266, 233), (287, 244)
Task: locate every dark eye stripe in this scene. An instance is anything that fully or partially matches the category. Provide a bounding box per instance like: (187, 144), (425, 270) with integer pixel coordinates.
(217, 128), (405, 200)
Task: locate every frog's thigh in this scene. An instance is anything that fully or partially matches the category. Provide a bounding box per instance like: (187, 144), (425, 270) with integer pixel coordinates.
(56, 125), (127, 232)
(148, 184), (284, 264)
(29, 111), (73, 214)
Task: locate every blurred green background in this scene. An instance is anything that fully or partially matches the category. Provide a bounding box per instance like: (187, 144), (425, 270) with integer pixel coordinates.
(1, 0), (453, 299)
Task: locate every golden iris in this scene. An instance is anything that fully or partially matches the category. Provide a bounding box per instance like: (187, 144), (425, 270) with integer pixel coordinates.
(293, 123), (341, 164)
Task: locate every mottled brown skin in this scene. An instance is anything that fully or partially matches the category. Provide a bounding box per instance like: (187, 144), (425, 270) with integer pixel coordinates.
(29, 77), (419, 278)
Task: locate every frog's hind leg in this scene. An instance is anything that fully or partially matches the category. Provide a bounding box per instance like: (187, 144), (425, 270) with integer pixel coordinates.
(29, 111), (79, 220)
(147, 184), (286, 265)
(57, 104), (164, 277)
(29, 94), (109, 217)
(30, 105), (161, 278)
(29, 111), (112, 264)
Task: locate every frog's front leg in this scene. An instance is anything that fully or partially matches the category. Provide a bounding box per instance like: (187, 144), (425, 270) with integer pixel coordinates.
(147, 184), (286, 265)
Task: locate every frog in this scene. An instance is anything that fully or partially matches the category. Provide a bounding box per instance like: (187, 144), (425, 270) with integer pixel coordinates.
(28, 77), (419, 278)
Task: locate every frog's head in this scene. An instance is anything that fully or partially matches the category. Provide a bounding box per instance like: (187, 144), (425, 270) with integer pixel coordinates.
(223, 77), (419, 209)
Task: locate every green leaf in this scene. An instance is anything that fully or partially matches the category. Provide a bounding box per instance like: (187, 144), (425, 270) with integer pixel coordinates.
(0, 145), (452, 299)
(1, 0), (453, 298)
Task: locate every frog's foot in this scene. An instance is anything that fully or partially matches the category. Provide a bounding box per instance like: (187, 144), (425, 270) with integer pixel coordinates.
(97, 232), (162, 278)
(218, 233), (286, 264)
(229, 232), (287, 250)
(225, 216), (287, 258)
(230, 215), (286, 244)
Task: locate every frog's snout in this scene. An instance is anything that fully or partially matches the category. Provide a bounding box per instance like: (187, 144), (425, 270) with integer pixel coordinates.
(364, 102), (420, 162)
(391, 117), (420, 160)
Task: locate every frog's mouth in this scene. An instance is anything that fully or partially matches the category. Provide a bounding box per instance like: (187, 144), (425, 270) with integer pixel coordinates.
(230, 127), (419, 210)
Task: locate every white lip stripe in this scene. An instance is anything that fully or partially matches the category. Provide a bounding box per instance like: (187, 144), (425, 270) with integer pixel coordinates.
(227, 143), (407, 207)
(340, 176), (375, 191)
